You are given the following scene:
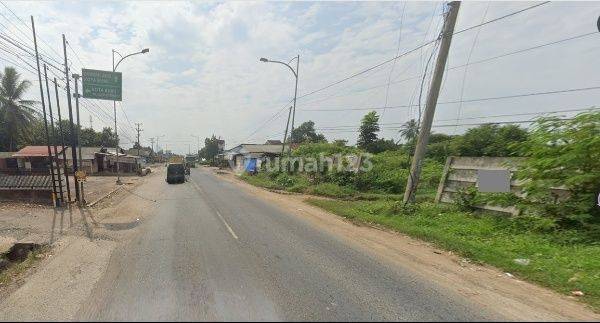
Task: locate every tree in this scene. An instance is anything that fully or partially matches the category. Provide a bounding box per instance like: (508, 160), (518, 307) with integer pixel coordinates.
(357, 111), (380, 153)
(0, 67), (38, 151)
(398, 119), (418, 144)
(514, 112), (600, 228)
(199, 135), (221, 164)
(99, 127), (118, 147)
(369, 138), (399, 154)
(290, 121), (326, 144)
(452, 124), (528, 157)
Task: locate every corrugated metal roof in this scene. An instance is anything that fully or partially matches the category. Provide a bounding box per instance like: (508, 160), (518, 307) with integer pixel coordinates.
(0, 152), (17, 159)
(0, 174), (52, 190)
(60, 147), (102, 160)
(242, 144), (288, 154)
(12, 146), (64, 158)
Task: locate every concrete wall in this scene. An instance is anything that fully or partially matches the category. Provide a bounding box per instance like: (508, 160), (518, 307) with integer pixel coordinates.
(436, 156), (536, 215)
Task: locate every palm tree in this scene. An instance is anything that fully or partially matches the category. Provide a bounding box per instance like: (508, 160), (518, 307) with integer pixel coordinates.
(0, 67), (37, 151)
(398, 119), (419, 144)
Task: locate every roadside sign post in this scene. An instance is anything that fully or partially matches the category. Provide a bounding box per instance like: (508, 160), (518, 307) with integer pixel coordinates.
(82, 68), (123, 185)
(82, 69), (122, 101)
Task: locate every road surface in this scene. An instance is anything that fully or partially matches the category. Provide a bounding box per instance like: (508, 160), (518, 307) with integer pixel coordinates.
(78, 168), (503, 321)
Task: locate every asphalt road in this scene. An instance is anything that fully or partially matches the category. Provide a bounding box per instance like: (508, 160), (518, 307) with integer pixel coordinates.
(79, 168), (503, 321)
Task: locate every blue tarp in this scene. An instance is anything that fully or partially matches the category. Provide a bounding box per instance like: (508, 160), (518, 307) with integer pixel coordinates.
(244, 158), (257, 173)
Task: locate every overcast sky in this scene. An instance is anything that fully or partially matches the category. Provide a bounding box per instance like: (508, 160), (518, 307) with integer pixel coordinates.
(1, 1), (599, 153)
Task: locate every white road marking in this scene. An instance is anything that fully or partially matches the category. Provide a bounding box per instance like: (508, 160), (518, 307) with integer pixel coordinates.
(190, 177), (239, 240)
(216, 210), (239, 240)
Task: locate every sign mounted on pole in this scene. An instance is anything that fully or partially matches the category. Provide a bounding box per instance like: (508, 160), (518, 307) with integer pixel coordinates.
(82, 68), (122, 101)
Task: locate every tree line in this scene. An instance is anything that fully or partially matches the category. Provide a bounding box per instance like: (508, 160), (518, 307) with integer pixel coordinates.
(266, 110), (530, 161)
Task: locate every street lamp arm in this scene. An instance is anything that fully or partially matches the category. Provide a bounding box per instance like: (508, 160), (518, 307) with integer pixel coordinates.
(265, 59), (297, 78)
(114, 52), (143, 71)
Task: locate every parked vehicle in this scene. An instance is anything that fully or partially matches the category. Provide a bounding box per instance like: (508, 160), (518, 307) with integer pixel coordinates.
(166, 163), (186, 184)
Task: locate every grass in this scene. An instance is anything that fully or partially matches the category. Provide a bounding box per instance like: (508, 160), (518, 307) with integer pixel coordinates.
(306, 198), (600, 311)
(0, 246), (48, 287)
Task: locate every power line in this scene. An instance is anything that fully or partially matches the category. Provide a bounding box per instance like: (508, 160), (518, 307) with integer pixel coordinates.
(315, 117), (576, 134)
(453, 1), (550, 36)
(295, 31), (599, 108)
(315, 106), (599, 130)
(295, 1), (551, 102)
(299, 85), (600, 112)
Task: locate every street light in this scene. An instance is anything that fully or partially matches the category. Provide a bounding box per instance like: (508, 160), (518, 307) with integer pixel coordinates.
(260, 55), (299, 156)
(111, 48), (149, 184)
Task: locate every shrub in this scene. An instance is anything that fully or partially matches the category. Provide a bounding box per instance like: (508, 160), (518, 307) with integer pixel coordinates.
(514, 112), (600, 229)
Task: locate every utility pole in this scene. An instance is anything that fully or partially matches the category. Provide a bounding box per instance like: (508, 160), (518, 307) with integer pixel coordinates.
(281, 106), (292, 156)
(72, 73), (85, 205)
(63, 34), (80, 202)
(135, 123), (143, 156)
(54, 78), (72, 202)
(44, 65), (64, 205)
(72, 74), (82, 169)
(291, 55), (299, 143)
(31, 16), (58, 206)
(89, 116), (93, 129)
(403, 1), (460, 204)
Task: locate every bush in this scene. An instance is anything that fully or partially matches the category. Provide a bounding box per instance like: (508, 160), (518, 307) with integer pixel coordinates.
(514, 112), (600, 229)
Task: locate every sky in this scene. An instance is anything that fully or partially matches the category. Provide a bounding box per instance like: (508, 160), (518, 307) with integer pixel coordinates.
(1, 1), (599, 154)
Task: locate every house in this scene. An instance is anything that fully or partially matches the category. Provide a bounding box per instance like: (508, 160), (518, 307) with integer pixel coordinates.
(59, 147), (103, 174)
(12, 146), (64, 174)
(223, 143), (289, 173)
(126, 147), (153, 163)
(0, 152), (18, 172)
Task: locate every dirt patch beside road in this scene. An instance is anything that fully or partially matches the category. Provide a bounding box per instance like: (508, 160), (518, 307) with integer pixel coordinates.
(211, 168), (600, 321)
(0, 167), (165, 320)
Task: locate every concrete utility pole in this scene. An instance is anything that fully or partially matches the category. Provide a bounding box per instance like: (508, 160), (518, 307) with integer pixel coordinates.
(89, 116), (93, 129)
(403, 1), (460, 204)
(63, 34), (80, 202)
(73, 73), (85, 205)
(31, 17), (58, 206)
(135, 123), (143, 156)
(72, 74), (83, 169)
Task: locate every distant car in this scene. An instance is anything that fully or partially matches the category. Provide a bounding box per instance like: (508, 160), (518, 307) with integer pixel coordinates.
(166, 163), (186, 184)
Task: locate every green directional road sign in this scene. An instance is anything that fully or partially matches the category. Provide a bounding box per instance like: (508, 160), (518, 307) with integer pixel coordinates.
(82, 68), (122, 101)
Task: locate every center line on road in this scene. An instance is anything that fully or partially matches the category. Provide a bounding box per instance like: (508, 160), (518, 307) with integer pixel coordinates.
(215, 210), (239, 240)
(189, 177), (239, 240)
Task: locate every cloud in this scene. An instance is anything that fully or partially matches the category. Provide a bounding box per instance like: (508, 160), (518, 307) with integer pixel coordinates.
(2, 1), (599, 152)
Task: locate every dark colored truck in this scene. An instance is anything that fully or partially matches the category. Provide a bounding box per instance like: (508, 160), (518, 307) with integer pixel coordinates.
(166, 163), (186, 184)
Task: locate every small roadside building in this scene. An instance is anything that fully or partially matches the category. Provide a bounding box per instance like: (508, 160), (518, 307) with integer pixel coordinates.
(223, 143), (289, 173)
(59, 147), (103, 174)
(126, 147), (153, 163)
(0, 152), (18, 172)
(12, 146), (64, 174)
